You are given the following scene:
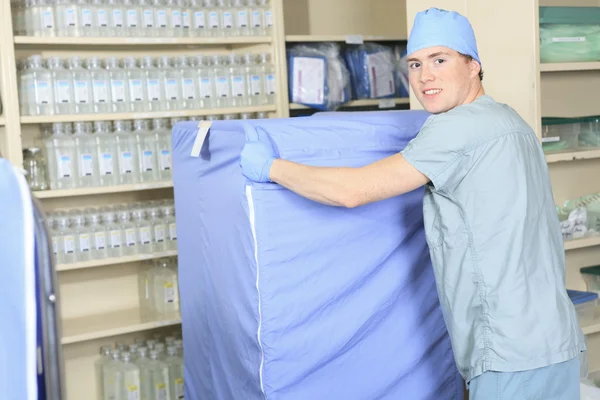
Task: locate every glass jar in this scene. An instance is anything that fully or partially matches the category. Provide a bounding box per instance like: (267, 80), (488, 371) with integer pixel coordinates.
(22, 147), (49, 190)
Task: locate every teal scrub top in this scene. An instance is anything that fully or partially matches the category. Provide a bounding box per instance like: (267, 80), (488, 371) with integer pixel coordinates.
(401, 95), (586, 382)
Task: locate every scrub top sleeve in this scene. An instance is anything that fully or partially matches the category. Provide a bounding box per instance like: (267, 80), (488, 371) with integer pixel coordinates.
(401, 118), (474, 192)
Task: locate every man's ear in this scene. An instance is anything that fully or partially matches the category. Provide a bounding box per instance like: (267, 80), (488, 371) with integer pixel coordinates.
(469, 59), (481, 79)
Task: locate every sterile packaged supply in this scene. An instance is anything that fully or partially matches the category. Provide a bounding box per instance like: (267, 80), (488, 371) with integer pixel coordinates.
(392, 44), (410, 98)
(541, 117), (580, 153)
(558, 193), (600, 240)
(13, 0), (274, 38)
(344, 43), (396, 100)
(539, 6), (600, 63)
(578, 116), (600, 149)
(567, 289), (598, 325)
(287, 42), (351, 111)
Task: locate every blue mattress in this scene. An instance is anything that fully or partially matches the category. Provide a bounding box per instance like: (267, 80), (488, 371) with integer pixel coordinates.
(0, 159), (38, 400)
(171, 111), (463, 400)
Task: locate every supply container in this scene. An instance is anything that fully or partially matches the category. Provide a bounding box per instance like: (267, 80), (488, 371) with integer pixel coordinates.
(541, 117), (580, 153)
(567, 289), (598, 325)
(578, 116), (600, 149)
(539, 6), (600, 63)
(581, 266), (600, 295)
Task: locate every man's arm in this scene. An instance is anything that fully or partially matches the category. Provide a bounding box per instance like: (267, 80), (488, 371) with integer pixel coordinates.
(269, 153), (429, 208)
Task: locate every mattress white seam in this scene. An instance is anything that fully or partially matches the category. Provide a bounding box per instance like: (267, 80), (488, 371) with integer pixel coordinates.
(15, 166), (38, 400)
(246, 185), (267, 399)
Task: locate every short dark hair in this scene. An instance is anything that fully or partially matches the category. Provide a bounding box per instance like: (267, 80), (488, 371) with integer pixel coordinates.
(459, 53), (484, 81)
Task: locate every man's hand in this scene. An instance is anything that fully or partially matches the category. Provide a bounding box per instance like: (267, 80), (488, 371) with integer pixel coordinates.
(240, 130), (277, 183)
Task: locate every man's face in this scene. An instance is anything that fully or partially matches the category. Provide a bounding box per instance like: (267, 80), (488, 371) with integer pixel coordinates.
(407, 46), (481, 114)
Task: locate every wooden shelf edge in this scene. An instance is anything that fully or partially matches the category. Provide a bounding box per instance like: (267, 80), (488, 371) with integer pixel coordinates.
(564, 237), (600, 251)
(61, 317), (182, 345)
(286, 34), (406, 43)
(582, 322), (600, 336)
(21, 105), (277, 124)
(14, 35), (272, 45)
(546, 149), (600, 163)
(290, 98), (409, 110)
(56, 250), (178, 272)
(540, 62), (600, 72)
(33, 181), (173, 199)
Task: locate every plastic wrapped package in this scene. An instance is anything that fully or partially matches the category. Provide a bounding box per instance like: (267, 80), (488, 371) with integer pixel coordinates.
(539, 7), (600, 63)
(287, 43), (351, 111)
(344, 43), (397, 100)
(558, 193), (600, 240)
(393, 45), (410, 98)
(579, 116), (600, 149)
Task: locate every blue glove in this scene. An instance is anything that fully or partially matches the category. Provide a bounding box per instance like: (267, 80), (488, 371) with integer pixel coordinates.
(240, 128), (277, 183)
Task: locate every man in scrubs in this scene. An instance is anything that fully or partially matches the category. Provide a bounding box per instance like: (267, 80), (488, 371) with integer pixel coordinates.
(240, 7), (585, 399)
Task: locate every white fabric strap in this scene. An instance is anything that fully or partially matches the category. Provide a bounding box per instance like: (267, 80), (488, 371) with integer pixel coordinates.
(190, 121), (213, 157)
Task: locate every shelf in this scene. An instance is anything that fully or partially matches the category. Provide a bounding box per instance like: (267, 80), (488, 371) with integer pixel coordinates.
(57, 250), (178, 272)
(564, 237), (600, 251)
(583, 322), (600, 336)
(33, 181), (173, 199)
(14, 35), (272, 46)
(546, 149), (600, 163)
(21, 105), (277, 124)
(61, 308), (181, 344)
(0, 117), (5, 126)
(290, 98), (410, 110)
(540, 62), (600, 73)
(286, 34), (406, 43)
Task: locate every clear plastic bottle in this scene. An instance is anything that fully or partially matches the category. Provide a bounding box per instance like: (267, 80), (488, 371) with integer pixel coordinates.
(256, 111), (267, 119)
(23, 148), (49, 190)
(105, 56), (130, 112)
(132, 207), (153, 254)
(123, 56), (148, 112)
(228, 53), (247, 107)
(73, 121), (99, 187)
(139, 0), (155, 37)
(142, 350), (171, 400)
(94, 345), (112, 400)
(204, 0), (220, 37)
(13, 0), (26, 36)
(157, 56), (183, 111)
(44, 122), (78, 189)
(152, 0), (168, 36)
(134, 347), (153, 397)
(164, 346), (184, 400)
(189, 0), (205, 37)
(146, 339), (157, 351)
(114, 120), (140, 184)
(118, 352), (141, 400)
(247, 0), (262, 36)
(86, 57), (112, 113)
(133, 119), (159, 182)
(174, 339), (183, 358)
(72, 212), (92, 262)
(195, 55), (215, 109)
(174, 56), (197, 109)
(152, 118), (172, 180)
(56, 216), (77, 264)
(140, 56), (165, 112)
(154, 342), (166, 359)
(163, 205), (177, 251)
(138, 259), (154, 317)
(218, 0), (234, 36)
(243, 53), (263, 106)
(166, 0), (183, 37)
(46, 215), (59, 261)
(17, 60), (29, 116)
(240, 111), (253, 119)
(212, 55), (230, 108)
(24, 0), (36, 36)
(103, 351), (123, 400)
(77, 0), (97, 36)
(94, 121), (119, 186)
(165, 336), (175, 346)
(222, 113), (237, 120)
(25, 56), (55, 116)
(180, 0), (191, 36)
(151, 259), (179, 317)
(231, 0), (248, 36)
(87, 209), (108, 259)
(107, 0), (126, 36)
(259, 0), (271, 34)
(68, 56), (94, 113)
(118, 208), (138, 256)
(123, 0), (141, 36)
(103, 209), (124, 258)
(34, 0), (56, 37)
(48, 56), (74, 115)
(260, 52), (275, 104)
(55, 0), (80, 36)
(149, 207), (167, 252)
(92, 0), (110, 36)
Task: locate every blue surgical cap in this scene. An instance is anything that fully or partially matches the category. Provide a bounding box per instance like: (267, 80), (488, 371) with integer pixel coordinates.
(407, 8), (481, 65)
